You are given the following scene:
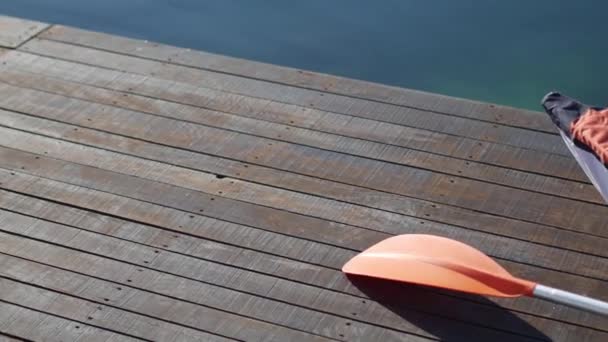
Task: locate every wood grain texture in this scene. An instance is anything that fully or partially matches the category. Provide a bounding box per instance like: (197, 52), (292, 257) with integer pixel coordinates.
(1, 123), (608, 276)
(0, 82), (604, 235)
(2, 111), (605, 263)
(2, 188), (606, 334)
(39, 25), (555, 133)
(0, 253), (331, 342)
(0, 301), (141, 342)
(0, 16), (48, 48)
(1, 202), (606, 341)
(0, 335), (26, 342)
(0, 277), (236, 342)
(0, 66), (598, 204)
(18, 38), (570, 156)
(0, 18), (606, 341)
(0, 168), (606, 334)
(2, 147), (608, 283)
(0, 335), (24, 342)
(0, 117), (606, 260)
(2, 185), (608, 337)
(0, 50), (587, 184)
(0, 216), (489, 342)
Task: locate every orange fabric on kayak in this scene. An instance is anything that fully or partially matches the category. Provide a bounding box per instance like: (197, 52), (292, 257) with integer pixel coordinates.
(571, 108), (608, 165)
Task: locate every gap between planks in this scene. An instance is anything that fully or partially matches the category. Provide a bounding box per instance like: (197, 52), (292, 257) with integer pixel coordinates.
(0, 49), (585, 185)
(0, 210), (604, 341)
(1, 148), (608, 283)
(0, 224), (465, 341)
(38, 25), (556, 134)
(0, 299), (147, 342)
(16, 37), (571, 157)
(0, 79), (605, 238)
(1, 167), (602, 332)
(0, 66), (597, 204)
(0, 116), (607, 258)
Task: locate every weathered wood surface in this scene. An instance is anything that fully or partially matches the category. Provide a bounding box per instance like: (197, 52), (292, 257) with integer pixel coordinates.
(0, 50), (587, 184)
(18, 38), (570, 157)
(0, 16), (48, 48)
(0, 16), (606, 342)
(0, 67), (598, 205)
(38, 26), (556, 134)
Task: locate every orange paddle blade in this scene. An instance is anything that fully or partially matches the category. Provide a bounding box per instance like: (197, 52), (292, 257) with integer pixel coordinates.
(343, 234), (536, 297)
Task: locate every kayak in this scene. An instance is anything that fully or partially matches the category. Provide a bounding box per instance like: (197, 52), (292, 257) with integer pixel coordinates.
(542, 92), (608, 204)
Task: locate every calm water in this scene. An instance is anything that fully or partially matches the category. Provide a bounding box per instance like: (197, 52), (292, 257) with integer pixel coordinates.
(0, 0), (606, 110)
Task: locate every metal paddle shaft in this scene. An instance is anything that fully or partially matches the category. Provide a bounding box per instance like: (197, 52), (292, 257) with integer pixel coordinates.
(533, 284), (608, 316)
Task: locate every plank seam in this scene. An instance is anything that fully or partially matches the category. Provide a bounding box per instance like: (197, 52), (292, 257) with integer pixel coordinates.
(36, 36), (558, 136)
(11, 24), (53, 50)
(3, 187), (608, 332)
(0, 115), (602, 259)
(0, 120), (600, 255)
(0, 187), (351, 269)
(15, 44), (570, 157)
(2, 131), (608, 262)
(0, 275), (245, 342)
(4, 142), (608, 275)
(0, 234), (435, 340)
(0, 332), (31, 342)
(0, 110), (604, 241)
(3, 133), (601, 257)
(0, 298), (149, 341)
(0, 69), (589, 187)
(2, 215), (606, 337)
(0, 155), (361, 251)
(0, 62), (581, 184)
(1, 172), (607, 282)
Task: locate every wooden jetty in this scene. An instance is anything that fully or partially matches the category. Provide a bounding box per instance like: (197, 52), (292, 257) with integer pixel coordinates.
(0, 14), (606, 341)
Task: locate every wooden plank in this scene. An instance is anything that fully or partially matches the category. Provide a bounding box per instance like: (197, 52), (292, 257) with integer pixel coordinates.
(2, 110), (604, 261)
(1, 151), (607, 286)
(0, 277), (241, 342)
(0, 254), (331, 342)
(3, 118), (608, 263)
(0, 230), (358, 342)
(0, 67), (598, 204)
(0, 145), (381, 248)
(0, 219), (509, 342)
(0, 335), (24, 342)
(0, 258), (592, 342)
(3, 173), (607, 331)
(4, 190), (606, 337)
(0, 335), (25, 342)
(0, 168), (354, 270)
(0, 214), (603, 341)
(2, 119), (606, 259)
(0, 84), (605, 235)
(3, 195), (608, 340)
(0, 301), (140, 342)
(0, 16), (48, 48)
(18, 38), (570, 156)
(0, 50), (587, 184)
(39, 25), (556, 133)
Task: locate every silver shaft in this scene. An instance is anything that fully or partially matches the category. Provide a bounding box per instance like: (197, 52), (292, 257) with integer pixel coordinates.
(533, 284), (608, 316)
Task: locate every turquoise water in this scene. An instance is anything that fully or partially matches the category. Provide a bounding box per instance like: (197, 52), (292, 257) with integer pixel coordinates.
(0, 1), (606, 110)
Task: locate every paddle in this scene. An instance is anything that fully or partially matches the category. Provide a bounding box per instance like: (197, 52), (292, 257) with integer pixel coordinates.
(343, 234), (608, 316)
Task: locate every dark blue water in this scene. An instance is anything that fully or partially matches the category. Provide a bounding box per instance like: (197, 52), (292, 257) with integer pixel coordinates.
(0, 0), (606, 110)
